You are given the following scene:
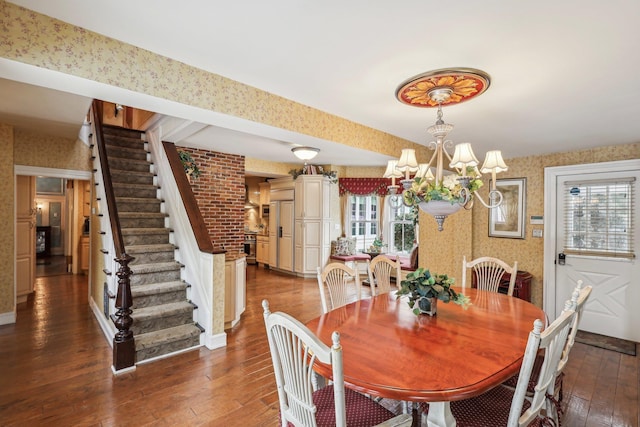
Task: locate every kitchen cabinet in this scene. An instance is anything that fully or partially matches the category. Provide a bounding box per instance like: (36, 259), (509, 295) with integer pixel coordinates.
(256, 235), (270, 267)
(259, 182), (270, 218)
(79, 235), (89, 274)
(294, 175), (332, 277)
(224, 257), (247, 329)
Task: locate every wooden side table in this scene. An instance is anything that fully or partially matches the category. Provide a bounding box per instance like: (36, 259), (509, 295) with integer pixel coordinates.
(472, 270), (532, 302)
(500, 271), (532, 302)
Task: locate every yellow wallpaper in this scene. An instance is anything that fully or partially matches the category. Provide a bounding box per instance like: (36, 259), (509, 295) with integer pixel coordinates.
(14, 129), (91, 171)
(1, 1), (419, 160)
(422, 142), (640, 307)
(0, 123), (14, 314)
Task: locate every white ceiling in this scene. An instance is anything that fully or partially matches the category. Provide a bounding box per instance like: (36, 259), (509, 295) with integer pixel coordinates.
(2, 0), (640, 169)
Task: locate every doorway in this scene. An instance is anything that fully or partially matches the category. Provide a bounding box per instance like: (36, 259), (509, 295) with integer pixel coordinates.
(544, 159), (640, 342)
(14, 166), (92, 305)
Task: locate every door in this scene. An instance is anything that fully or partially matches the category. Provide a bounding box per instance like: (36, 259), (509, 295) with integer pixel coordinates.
(16, 175), (36, 303)
(550, 164), (639, 342)
(278, 201), (294, 272)
(269, 202), (278, 267)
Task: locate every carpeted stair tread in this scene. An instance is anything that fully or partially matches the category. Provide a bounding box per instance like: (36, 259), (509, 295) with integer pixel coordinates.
(119, 212), (167, 219)
(113, 183), (159, 192)
(125, 243), (176, 254)
(131, 281), (187, 297)
(130, 261), (183, 275)
(131, 301), (194, 322)
(135, 324), (201, 350)
(121, 227), (169, 235)
(116, 196), (161, 203)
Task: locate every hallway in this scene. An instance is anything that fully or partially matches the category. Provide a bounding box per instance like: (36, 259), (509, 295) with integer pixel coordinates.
(0, 266), (637, 426)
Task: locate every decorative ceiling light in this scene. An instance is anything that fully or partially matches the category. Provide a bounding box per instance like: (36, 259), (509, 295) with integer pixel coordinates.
(291, 146), (320, 161)
(389, 68), (507, 231)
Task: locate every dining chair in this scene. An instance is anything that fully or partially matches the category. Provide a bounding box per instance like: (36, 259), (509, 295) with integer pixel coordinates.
(502, 279), (593, 412)
(317, 263), (361, 314)
(421, 307), (577, 426)
(262, 300), (412, 427)
(461, 256), (518, 296)
(367, 256), (401, 297)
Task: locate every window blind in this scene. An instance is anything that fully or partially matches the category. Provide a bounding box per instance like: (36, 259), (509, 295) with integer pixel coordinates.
(563, 177), (635, 258)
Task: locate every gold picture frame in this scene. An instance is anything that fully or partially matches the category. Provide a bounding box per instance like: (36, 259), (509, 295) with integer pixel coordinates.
(488, 178), (526, 239)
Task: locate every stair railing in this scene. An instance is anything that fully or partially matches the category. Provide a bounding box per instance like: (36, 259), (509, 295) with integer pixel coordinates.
(145, 127), (227, 350)
(91, 100), (136, 372)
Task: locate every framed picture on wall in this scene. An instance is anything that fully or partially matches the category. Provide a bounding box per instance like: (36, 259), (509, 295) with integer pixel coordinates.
(488, 178), (526, 239)
(36, 177), (64, 195)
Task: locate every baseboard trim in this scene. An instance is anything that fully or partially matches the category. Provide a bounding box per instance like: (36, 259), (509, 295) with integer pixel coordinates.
(0, 310), (16, 325)
(89, 298), (114, 348)
(205, 332), (227, 350)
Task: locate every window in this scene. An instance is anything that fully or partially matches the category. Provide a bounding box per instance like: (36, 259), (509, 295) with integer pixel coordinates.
(346, 195), (417, 255)
(349, 195), (378, 250)
(387, 200), (417, 254)
(563, 178), (635, 258)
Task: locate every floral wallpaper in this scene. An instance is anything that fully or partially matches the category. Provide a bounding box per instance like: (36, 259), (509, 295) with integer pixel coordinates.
(0, 123), (14, 315)
(422, 142), (640, 308)
(0, 1), (418, 160)
(14, 129), (91, 171)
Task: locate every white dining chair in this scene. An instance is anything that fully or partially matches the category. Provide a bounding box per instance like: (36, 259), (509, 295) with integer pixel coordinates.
(461, 256), (518, 296)
(421, 307), (577, 426)
(262, 300), (412, 427)
(317, 263), (361, 314)
(502, 279), (592, 416)
(367, 256), (401, 297)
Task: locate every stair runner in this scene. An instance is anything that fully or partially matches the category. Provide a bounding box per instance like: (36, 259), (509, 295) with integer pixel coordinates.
(101, 125), (201, 362)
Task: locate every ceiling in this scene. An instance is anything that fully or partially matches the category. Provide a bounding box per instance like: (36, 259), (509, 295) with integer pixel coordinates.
(2, 1), (640, 170)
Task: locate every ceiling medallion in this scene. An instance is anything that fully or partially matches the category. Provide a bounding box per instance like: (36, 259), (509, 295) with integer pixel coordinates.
(395, 68), (491, 108)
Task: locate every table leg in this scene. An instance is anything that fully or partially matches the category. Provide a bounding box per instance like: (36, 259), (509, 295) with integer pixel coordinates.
(421, 402), (456, 427)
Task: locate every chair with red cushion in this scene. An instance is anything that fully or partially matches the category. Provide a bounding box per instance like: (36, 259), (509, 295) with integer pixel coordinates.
(462, 256), (518, 296)
(262, 300), (412, 427)
(367, 256), (401, 297)
(502, 280), (593, 409)
(317, 263), (361, 314)
(421, 306), (577, 426)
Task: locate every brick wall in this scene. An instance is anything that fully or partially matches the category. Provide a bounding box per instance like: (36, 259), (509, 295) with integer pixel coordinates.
(179, 147), (245, 261)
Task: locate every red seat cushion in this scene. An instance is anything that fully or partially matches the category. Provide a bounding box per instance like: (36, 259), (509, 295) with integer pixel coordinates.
(284, 385), (396, 427)
(420, 385), (550, 427)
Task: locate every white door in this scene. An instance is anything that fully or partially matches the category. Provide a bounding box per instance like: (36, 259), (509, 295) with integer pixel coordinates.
(16, 175), (36, 304)
(278, 201), (294, 272)
(548, 162), (640, 342)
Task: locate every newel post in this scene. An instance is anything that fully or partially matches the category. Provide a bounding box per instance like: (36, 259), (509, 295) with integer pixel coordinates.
(113, 253), (135, 371)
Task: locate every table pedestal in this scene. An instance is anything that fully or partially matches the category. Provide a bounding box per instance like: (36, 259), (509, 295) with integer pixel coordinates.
(422, 402), (456, 427)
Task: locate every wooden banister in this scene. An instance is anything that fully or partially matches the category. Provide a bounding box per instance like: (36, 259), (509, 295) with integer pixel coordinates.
(92, 99), (135, 371)
(162, 141), (221, 254)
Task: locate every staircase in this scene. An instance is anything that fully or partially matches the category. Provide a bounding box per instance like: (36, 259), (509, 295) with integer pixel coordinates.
(101, 125), (202, 363)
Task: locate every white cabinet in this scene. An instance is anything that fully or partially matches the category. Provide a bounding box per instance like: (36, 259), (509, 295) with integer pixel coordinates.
(224, 257), (246, 329)
(256, 235), (270, 266)
(269, 177), (295, 274)
(294, 175), (332, 277)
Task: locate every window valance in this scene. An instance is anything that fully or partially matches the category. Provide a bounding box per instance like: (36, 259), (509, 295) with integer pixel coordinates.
(338, 178), (393, 197)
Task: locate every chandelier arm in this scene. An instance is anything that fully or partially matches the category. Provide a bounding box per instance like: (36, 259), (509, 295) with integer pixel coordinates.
(473, 189), (504, 209)
(389, 194), (403, 209)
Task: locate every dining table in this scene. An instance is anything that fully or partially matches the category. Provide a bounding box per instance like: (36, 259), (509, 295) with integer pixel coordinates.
(305, 288), (546, 427)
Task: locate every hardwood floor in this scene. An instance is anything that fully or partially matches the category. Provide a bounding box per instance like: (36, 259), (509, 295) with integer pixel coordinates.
(0, 265), (637, 426)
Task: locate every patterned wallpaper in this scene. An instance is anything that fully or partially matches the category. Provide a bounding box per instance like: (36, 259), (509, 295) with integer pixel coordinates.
(14, 129), (91, 171)
(0, 123), (15, 314)
(0, 1), (418, 160)
(422, 142), (640, 307)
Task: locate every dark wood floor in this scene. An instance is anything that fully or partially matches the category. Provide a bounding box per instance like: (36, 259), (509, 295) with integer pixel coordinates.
(0, 265), (637, 426)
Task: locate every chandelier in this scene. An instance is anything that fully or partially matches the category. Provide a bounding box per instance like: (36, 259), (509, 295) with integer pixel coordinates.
(387, 68), (508, 231)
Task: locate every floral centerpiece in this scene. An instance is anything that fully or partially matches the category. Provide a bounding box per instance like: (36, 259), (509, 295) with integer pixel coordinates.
(396, 268), (471, 315)
(402, 168), (483, 207)
(368, 235), (387, 253)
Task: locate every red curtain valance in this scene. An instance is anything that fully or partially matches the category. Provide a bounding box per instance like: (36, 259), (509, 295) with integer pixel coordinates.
(338, 178), (393, 197)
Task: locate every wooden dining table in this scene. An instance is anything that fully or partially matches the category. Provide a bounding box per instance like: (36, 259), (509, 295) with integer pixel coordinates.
(306, 288), (546, 427)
